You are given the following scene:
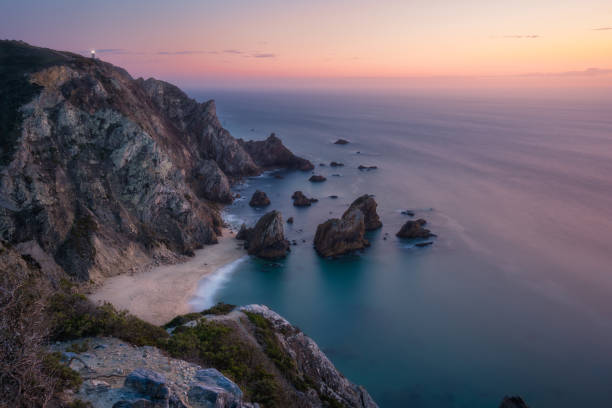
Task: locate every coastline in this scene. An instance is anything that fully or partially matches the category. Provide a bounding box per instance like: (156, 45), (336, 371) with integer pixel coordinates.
(88, 228), (244, 325)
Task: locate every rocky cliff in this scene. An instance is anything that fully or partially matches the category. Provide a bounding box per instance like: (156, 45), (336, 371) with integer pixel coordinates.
(0, 40), (310, 282)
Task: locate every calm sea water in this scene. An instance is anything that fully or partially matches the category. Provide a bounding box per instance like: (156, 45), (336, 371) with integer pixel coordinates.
(188, 88), (612, 408)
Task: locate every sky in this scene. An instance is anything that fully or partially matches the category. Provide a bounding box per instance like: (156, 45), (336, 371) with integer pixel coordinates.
(1, 0), (612, 90)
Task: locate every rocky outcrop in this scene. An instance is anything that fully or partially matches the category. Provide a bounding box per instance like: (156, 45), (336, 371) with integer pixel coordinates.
(49, 337), (253, 408)
(248, 190), (270, 207)
(236, 211), (289, 259)
(344, 195), (382, 230)
(292, 191), (317, 207)
(314, 207), (369, 257)
(0, 41), (312, 282)
(499, 396), (530, 408)
(396, 219), (434, 239)
(240, 305), (378, 408)
(309, 175), (326, 182)
(238, 133), (314, 171)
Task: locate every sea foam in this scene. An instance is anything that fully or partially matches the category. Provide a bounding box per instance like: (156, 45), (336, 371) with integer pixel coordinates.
(189, 256), (248, 311)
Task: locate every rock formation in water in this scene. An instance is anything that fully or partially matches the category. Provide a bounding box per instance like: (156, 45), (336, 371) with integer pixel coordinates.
(334, 138), (350, 145)
(345, 194), (382, 230)
(236, 211), (290, 259)
(358, 165), (378, 170)
(292, 190), (317, 207)
(499, 396), (530, 408)
(396, 218), (435, 239)
(238, 133), (314, 171)
(309, 175), (326, 182)
(330, 161), (344, 167)
(248, 190), (270, 207)
(0, 40), (312, 282)
(314, 207), (369, 257)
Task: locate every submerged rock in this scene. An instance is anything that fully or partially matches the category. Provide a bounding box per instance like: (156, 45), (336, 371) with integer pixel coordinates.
(238, 133), (314, 171)
(236, 211), (290, 259)
(248, 190), (270, 207)
(314, 207), (369, 257)
(292, 191), (317, 207)
(401, 210), (415, 216)
(344, 194), (382, 230)
(334, 138), (350, 145)
(330, 161), (344, 167)
(396, 219), (435, 239)
(358, 165), (378, 171)
(499, 396), (530, 408)
(309, 175), (327, 183)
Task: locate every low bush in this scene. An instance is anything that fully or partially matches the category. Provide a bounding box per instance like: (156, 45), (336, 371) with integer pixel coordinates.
(164, 302), (236, 329)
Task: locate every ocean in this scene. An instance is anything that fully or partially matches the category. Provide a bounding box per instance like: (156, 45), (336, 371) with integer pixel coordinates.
(188, 88), (612, 408)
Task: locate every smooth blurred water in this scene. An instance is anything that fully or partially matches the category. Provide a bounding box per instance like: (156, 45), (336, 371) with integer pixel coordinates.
(188, 89), (612, 408)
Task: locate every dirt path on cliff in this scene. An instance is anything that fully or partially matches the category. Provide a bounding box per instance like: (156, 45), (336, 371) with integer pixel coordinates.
(88, 229), (244, 325)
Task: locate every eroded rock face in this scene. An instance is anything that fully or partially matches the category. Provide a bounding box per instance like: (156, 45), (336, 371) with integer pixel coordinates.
(396, 219), (434, 239)
(344, 194), (382, 230)
(314, 207), (369, 257)
(236, 211), (289, 259)
(248, 190), (270, 207)
(0, 41), (311, 282)
(238, 133), (314, 171)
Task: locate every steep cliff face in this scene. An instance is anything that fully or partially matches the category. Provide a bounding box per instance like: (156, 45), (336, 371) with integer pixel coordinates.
(0, 41), (309, 282)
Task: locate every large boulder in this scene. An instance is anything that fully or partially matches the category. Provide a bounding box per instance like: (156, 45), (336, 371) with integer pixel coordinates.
(236, 211), (290, 259)
(186, 368), (244, 408)
(314, 207), (369, 257)
(238, 133), (314, 171)
(396, 219), (434, 239)
(248, 190), (270, 207)
(344, 195), (382, 230)
(124, 369), (169, 401)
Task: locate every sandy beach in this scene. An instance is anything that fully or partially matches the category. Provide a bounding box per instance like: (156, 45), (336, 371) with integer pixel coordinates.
(89, 229), (244, 325)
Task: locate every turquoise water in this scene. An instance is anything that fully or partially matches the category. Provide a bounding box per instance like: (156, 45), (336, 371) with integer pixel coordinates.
(189, 89), (612, 407)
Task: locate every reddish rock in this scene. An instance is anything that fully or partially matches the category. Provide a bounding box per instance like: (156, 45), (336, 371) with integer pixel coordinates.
(396, 219), (434, 239)
(344, 195), (382, 230)
(314, 208), (369, 257)
(236, 211), (290, 259)
(238, 133), (314, 171)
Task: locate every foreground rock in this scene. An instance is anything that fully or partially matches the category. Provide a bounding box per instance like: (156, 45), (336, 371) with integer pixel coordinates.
(248, 190), (270, 207)
(309, 175), (327, 182)
(51, 305), (378, 408)
(396, 219), (435, 239)
(236, 211), (290, 259)
(345, 195), (382, 230)
(0, 41), (314, 283)
(314, 207), (369, 257)
(292, 191), (317, 207)
(238, 133), (314, 171)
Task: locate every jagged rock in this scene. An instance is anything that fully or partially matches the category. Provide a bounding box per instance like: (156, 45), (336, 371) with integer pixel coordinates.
(344, 195), (382, 230)
(238, 211), (289, 259)
(191, 160), (232, 203)
(330, 161), (344, 167)
(334, 139), (349, 145)
(292, 191), (317, 207)
(248, 190), (270, 207)
(238, 133), (314, 171)
(396, 219), (434, 239)
(314, 207), (369, 257)
(358, 165), (378, 170)
(309, 175), (326, 182)
(499, 396), (530, 408)
(125, 369), (169, 400)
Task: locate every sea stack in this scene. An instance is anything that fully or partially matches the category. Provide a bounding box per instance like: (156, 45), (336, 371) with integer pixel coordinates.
(314, 207), (369, 257)
(292, 191), (317, 207)
(249, 190), (271, 207)
(344, 195), (382, 230)
(236, 211), (290, 259)
(238, 133), (314, 171)
(396, 219), (435, 239)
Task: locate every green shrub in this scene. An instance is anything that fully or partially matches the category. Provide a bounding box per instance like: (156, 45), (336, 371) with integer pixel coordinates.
(42, 352), (82, 391)
(163, 302), (236, 329)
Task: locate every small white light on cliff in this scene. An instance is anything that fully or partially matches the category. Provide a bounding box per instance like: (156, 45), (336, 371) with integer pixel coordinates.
(91, 50), (95, 59)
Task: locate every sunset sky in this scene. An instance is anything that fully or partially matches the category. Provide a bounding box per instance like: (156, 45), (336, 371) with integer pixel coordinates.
(2, 0), (611, 89)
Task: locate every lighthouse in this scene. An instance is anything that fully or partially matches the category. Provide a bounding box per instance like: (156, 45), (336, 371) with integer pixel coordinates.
(91, 49), (95, 59)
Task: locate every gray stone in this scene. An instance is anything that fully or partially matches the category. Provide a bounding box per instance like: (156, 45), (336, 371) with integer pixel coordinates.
(124, 369), (169, 400)
(194, 368), (242, 399)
